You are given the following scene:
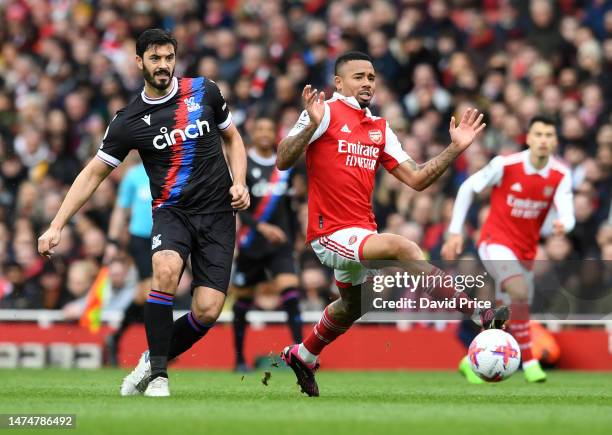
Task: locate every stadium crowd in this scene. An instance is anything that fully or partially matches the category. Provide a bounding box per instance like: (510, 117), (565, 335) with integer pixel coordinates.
(0, 0), (611, 317)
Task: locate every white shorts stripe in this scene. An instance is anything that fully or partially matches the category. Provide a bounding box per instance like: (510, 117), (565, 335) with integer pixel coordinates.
(311, 227), (377, 287)
(319, 239), (354, 260)
(320, 236), (355, 259)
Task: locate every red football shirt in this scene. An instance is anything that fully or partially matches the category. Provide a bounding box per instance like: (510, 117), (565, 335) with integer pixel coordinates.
(449, 151), (574, 260)
(287, 93), (412, 241)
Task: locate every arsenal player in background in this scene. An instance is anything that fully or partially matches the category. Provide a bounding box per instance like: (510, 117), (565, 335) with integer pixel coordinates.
(442, 115), (575, 383)
(275, 51), (507, 397)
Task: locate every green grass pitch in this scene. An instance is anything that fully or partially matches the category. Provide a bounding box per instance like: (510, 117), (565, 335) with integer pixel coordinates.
(1, 368), (611, 435)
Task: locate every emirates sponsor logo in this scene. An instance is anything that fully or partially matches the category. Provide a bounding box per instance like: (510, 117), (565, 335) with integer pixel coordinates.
(506, 194), (549, 219)
(337, 139), (379, 170)
(337, 140), (380, 158)
(368, 129), (383, 144)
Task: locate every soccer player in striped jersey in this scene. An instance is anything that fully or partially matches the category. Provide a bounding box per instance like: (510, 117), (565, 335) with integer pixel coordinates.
(231, 117), (302, 372)
(38, 28), (250, 397)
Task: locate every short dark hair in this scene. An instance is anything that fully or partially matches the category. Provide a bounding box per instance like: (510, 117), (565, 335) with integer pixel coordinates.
(528, 115), (556, 130)
(334, 51), (373, 75)
(136, 28), (177, 58)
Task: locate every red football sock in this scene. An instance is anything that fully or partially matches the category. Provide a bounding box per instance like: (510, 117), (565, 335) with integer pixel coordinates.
(302, 306), (352, 355)
(509, 302), (534, 362)
(422, 267), (475, 315)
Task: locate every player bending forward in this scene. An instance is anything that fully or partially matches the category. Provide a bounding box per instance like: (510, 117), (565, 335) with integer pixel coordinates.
(276, 51), (507, 397)
(442, 115), (575, 383)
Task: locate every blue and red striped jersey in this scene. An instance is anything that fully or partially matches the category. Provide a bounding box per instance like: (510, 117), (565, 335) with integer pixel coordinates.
(96, 76), (233, 214)
(237, 148), (295, 256)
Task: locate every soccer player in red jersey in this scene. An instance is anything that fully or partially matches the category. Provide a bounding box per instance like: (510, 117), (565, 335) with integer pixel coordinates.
(442, 116), (575, 383)
(276, 51), (506, 396)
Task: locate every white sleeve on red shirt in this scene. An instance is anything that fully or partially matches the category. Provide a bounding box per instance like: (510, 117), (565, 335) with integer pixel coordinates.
(447, 156), (504, 235)
(286, 103), (331, 144)
(552, 169), (575, 232)
(380, 122), (413, 171)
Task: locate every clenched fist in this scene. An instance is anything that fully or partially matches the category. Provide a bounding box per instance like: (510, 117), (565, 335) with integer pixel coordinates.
(230, 184), (250, 210)
(38, 227), (62, 259)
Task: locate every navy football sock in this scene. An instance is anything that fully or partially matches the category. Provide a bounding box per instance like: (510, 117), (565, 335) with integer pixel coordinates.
(168, 311), (214, 361)
(280, 287), (303, 343)
(144, 290), (174, 379)
(232, 298), (253, 365)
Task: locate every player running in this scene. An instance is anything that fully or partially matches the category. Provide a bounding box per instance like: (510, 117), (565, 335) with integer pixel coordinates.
(37, 28), (249, 397)
(231, 116), (303, 372)
(276, 51), (507, 397)
(441, 115), (575, 383)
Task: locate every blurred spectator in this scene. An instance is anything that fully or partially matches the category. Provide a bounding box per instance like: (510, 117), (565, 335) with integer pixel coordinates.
(102, 258), (138, 314)
(0, 261), (41, 309)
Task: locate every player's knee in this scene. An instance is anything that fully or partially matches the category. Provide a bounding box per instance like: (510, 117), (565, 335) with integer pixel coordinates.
(397, 239), (423, 261)
(507, 290), (529, 301)
(191, 302), (222, 325)
(152, 251), (182, 282)
(341, 298), (362, 321)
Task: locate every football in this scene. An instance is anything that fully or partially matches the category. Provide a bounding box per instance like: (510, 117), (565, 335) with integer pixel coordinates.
(468, 329), (521, 382)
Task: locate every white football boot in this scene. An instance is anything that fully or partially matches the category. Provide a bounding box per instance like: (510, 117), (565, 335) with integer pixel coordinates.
(144, 376), (170, 397)
(120, 350), (151, 396)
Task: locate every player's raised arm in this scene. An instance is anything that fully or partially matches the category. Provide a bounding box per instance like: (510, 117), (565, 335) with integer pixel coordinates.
(390, 108), (486, 191)
(276, 85), (327, 170)
(38, 157), (114, 258)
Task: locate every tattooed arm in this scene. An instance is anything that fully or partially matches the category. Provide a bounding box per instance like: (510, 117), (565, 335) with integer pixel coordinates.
(392, 147), (461, 191)
(277, 85), (326, 170)
(390, 108), (486, 191)
(277, 123), (318, 170)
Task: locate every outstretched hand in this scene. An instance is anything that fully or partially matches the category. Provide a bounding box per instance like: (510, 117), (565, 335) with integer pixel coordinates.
(302, 85), (325, 127)
(449, 108), (486, 152)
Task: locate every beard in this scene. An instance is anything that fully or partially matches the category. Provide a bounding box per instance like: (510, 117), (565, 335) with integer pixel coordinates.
(356, 92), (372, 108)
(143, 65), (174, 91)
